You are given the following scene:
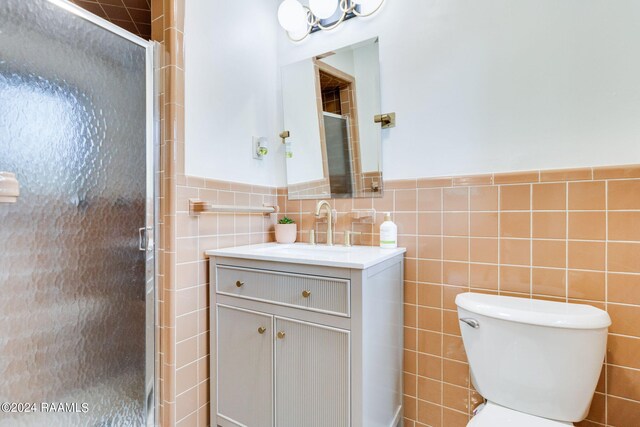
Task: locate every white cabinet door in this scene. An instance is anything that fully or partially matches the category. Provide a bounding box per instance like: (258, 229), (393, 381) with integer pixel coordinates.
(274, 317), (350, 427)
(217, 305), (273, 427)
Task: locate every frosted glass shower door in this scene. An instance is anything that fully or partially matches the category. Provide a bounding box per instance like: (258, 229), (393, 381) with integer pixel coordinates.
(323, 113), (354, 196)
(0, 1), (154, 426)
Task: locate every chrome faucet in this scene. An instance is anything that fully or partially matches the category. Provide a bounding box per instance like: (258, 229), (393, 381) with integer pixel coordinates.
(314, 200), (334, 246)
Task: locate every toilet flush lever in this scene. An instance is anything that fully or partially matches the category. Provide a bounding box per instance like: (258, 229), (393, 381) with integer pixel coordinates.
(460, 318), (480, 329)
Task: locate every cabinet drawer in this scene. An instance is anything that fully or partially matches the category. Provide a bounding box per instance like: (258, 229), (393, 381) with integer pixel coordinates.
(216, 265), (350, 317)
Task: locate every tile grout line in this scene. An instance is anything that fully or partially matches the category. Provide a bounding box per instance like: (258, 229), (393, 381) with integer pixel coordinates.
(412, 187), (419, 406)
(122, 3), (143, 36)
(196, 188), (202, 418)
(497, 186), (501, 294)
(530, 183), (533, 297)
(440, 187), (444, 424)
(565, 181), (569, 302)
(94, 1), (109, 21)
(467, 187), (473, 418)
(407, 188), (418, 406)
(604, 179), (609, 426)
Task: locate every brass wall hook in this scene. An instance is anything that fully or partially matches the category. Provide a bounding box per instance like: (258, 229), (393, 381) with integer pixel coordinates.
(279, 130), (291, 144)
(374, 113), (396, 129)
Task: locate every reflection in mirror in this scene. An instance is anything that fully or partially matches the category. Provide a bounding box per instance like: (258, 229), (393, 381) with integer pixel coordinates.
(282, 38), (382, 199)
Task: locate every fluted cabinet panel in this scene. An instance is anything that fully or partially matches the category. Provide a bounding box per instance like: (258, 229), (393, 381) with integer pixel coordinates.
(0, 1), (148, 425)
(217, 266), (350, 316)
(274, 318), (350, 427)
(216, 305), (273, 427)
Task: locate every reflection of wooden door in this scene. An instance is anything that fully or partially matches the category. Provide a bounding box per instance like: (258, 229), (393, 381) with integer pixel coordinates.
(314, 59), (362, 195)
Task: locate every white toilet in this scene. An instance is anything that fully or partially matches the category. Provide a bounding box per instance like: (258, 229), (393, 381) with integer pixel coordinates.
(456, 292), (611, 426)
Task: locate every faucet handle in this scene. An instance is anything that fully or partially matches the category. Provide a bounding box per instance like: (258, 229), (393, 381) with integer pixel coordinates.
(344, 230), (362, 247)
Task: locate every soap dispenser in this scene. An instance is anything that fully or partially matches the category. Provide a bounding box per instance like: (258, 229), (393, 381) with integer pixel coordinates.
(380, 212), (398, 249)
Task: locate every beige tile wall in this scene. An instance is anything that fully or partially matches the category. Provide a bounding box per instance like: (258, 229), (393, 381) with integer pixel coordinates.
(286, 177), (331, 199)
(172, 179), (277, 427)
(281, 165), (640, 427)
(72, 0), (152, 39)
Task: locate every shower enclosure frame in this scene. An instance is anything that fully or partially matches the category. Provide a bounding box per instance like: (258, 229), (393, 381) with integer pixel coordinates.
(323, 111), (356, 196)
(47, 1), (160, 426)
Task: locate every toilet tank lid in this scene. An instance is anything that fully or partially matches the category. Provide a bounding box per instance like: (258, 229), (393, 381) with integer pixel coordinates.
(456, 292), (611, 329)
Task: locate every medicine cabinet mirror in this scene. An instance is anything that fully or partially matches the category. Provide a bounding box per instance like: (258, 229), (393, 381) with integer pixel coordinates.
(281, 37), (382, 199)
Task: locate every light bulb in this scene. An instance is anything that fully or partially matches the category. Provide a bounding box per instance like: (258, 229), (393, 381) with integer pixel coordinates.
(309, 0), (338, 20)
(278, 0), (308, 33)
(288, 26), (310, 41)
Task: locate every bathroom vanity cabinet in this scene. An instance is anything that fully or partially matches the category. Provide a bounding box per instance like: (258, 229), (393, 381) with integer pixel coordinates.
(206, 243), (405, 427)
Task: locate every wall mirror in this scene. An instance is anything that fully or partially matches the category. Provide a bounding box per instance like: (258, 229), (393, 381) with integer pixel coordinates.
(282, 37), (382, 200)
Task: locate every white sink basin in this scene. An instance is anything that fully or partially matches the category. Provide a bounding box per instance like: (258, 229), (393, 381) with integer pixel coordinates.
(205, 243), (406, 269)
(256, 244), (352, 256)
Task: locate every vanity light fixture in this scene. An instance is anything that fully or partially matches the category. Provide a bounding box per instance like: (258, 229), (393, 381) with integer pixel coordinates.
(0, 172), (20, 203)
(277, 0), (385, 42)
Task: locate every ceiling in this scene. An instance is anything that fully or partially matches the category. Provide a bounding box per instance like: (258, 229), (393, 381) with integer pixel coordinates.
(70, 0), (151, 40)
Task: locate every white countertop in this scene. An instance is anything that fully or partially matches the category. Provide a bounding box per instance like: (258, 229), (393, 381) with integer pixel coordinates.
(205, 243), (406, 269)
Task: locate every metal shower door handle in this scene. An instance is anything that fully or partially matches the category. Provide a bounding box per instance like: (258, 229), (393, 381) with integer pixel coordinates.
(459, 318), (480, 329)
(138, 226), (153, 252)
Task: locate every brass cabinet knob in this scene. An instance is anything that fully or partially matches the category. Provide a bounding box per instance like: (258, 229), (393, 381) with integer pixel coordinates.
(236, 280), (244, 288)
(277, 331), (286, 339)
(302, 290), (311, 298)
(258, 327), (266, 334)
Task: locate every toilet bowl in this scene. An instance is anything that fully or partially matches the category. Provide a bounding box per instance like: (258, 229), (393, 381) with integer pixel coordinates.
(468, 402), (572, 426)
(456, 293), (611, 427)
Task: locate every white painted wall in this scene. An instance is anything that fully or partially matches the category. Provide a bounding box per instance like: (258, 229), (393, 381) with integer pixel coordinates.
(185, 0), (640, 186)
(352, 42), (381, 173)
(184, 0), (285, 186)
(277, 0), (640, 180)
(321, 50), (355, 75)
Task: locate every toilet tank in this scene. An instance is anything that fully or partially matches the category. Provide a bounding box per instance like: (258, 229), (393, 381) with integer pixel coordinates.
(456, 293), (611, 423)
